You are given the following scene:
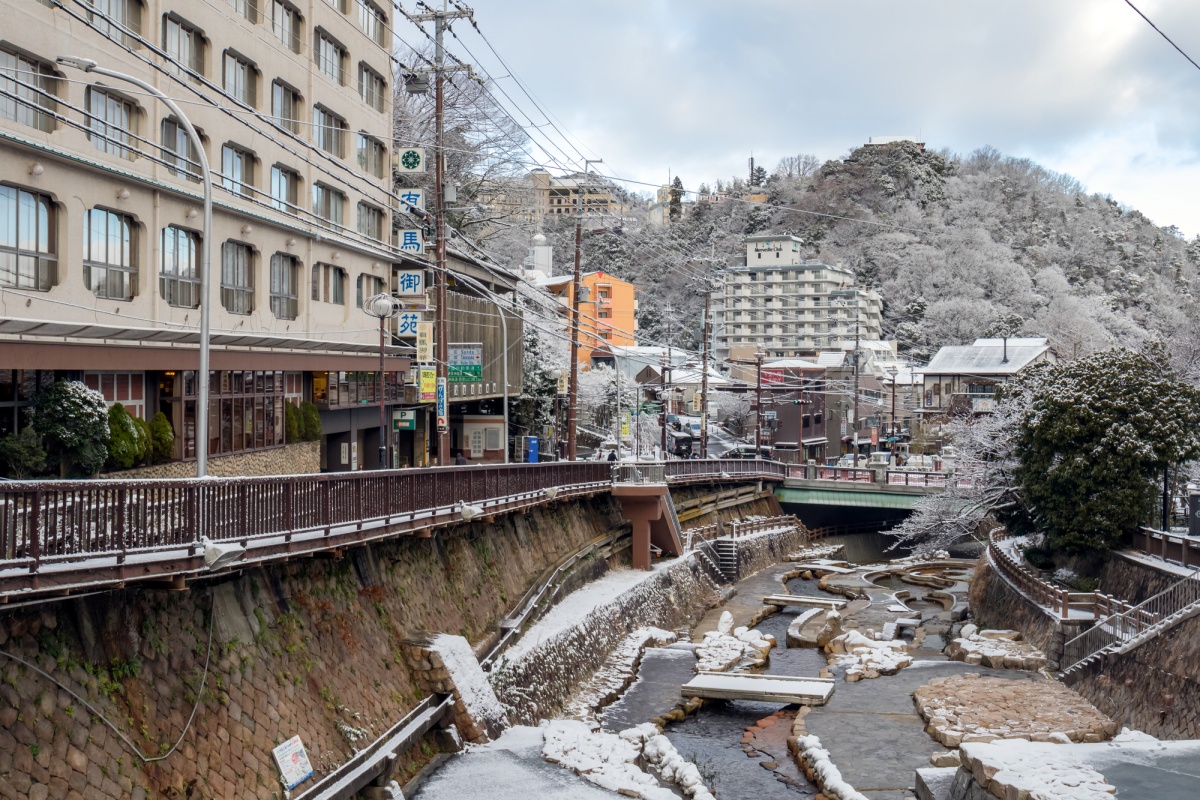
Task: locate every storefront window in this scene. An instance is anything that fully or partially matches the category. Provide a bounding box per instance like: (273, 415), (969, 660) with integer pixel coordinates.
(161, 369), (286, 458)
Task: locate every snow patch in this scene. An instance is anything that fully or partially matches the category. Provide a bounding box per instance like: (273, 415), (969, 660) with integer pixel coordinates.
(693, 611), (774, 672)
(825, 629), (912, 680)
(959, 739), (1117, 800)
(430, 634), (510, 736)
(793, 734), (870, 800)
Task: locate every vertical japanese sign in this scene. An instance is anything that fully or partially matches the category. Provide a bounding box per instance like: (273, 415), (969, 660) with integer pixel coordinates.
(436, 377), (448, 432)
(416, 322), (433, 363)
(396, 229), (425, 254)
(396, 187), (426, 213)
(394, 269), (425, 297)
(419, 367), (437, 402)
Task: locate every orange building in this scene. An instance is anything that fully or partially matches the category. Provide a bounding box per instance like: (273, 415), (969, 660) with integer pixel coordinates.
(539, 271), (639, 365)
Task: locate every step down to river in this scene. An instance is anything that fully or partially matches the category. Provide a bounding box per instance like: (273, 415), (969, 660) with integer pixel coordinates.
(790, 562), (855, 574)
(762, 594), (847, 610)
(681, 672), (836, 706)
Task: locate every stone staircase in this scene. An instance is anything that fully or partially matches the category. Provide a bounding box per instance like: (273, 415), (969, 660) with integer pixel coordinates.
(1061, 566), (1200, 679)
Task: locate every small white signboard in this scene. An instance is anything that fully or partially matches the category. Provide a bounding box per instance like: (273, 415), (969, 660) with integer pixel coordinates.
(395, 269), (426, 297)
(394, 147), (426, 173)
(272, 735), (314, 790)
(395, 187), (426, 212)
(396, 311), (422, 337)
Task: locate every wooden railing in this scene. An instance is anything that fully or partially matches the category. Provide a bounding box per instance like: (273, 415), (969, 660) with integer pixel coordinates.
(808, 520), (896, 541)
(986, 528), (1126, 622)
(728, 515), (800, 539)
(1130, 527), (1200, 569)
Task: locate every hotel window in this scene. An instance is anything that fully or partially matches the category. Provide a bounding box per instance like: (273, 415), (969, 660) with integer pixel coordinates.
(356, 203), (383, 241)
(82, 372), (146, 419)
(313, 105), (346, 157)
(0, 184), (56, 291)
(314, 30), (346, 84)
(269, 253), (299, 320)
(356, 134), (385, 177)
(270, 0), (302, 53)
(83, 208), (136, 300)
(163, 15), (204, 78)
(270, 165), (299, 212)
(312, 263), (345, 305)
(357, 64), (385, 112)
(221, 241), (254, 315)
(88, 0), (143, 48)
(221, 144), (254, 197)
(160, 225), (200, 308)
(271, 80), (301, 134)
(161, 370), (286, 459)
(312, 184), (344, 226)
(86, 87), (136, 159)
(160, 118), (202, 182)
(356, 273), (384, 308)
(227, 0), (257, 23)
(223, 52), (256, 106)
(357, 0), (387, 46)
(0, 49), (57, 132)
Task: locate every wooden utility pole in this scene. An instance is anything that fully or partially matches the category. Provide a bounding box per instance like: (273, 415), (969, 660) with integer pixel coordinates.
(413, 1), (473, 465)
(699, 289), (711, 458)
(567, 158), (602, 460)
(754, 351), (765, 456)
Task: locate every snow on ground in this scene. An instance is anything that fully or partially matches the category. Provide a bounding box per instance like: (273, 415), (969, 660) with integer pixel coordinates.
(693, 610), (774, 672)
(563, 628), (678, 721)
(542, 720), (715, 800)
(793, 735), (870, 800)
(825, 629), (912, 681)
(958, 740), (1116, 799)
(503, 564), (675, 665)
(430, 634), (510, 735)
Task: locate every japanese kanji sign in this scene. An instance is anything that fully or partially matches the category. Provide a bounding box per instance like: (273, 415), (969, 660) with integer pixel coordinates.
(419, 367), (437, 402)
(394, 147), (426, 173)
(416, 322), (433, 363)
(396, 187), (425, 212)
(395, 269), (425, 297)
(397, 229), (424, 254)
(396, 311), (421, 337)
(272, 736), (313, 790)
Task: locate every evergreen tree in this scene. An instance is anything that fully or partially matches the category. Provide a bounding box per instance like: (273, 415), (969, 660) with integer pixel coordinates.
(1010, 347), (1200, 553)
(668, 176), (683, 223)
(107, 403), (145, 471)
(149, 411), (175, 462)
(32, 380), (109, 477)
(0, 427), (46, 478)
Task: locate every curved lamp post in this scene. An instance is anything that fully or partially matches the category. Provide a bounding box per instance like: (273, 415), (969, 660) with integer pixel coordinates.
(58, 55), (214, 476)
(364, 293), (400, 469)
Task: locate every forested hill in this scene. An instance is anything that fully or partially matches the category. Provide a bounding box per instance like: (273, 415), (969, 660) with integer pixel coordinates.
(537, 142), (1200, 376)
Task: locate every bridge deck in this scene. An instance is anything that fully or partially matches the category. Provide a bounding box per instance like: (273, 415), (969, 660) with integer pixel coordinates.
(762, 594), (847, 610)
(681, 672), (835, 705)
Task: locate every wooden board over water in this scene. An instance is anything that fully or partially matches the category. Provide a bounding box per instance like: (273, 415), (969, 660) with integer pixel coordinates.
(762, 594), (847, 610)
(682, 672), (836, 706)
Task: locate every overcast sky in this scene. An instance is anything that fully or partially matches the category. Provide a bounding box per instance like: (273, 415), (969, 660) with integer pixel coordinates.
(442, 1), (1200, 236)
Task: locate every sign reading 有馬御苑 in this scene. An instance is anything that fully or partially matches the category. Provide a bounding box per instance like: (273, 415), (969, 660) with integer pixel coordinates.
(394, 147), (426, 173)
(448, 344), (483, 383)
(416, 322), (433, 363)
(395, 269), (425, 297)
(419, 367), (437, 403)
(272, 736), (314, 790)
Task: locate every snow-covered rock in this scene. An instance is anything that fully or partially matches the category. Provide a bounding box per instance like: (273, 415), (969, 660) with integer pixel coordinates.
(958, 739), (1117, 800)
(945, 631), (1047, 671)
(793, 734), (870, 800)
(826, 630), (912, 680)
(430, 634), (510, 738)
(694, 617), (774, 672)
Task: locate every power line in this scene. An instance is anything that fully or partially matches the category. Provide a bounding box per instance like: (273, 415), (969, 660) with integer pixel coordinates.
(1122, 0), (1200, 74)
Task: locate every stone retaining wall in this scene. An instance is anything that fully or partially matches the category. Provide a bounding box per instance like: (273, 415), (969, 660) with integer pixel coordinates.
(0, 494), (623, 800)
(115, 441), (321, 479)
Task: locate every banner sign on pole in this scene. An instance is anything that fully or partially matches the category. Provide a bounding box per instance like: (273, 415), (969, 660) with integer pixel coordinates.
(416, 323), (433, 363)
(556, 372), (569, 395)
(419, 367), (437, 402)
(436, 377), (448, 431)
(762, 368), (784, 386)
(272, 736), (313, 790)
(449, 344), (483, 383)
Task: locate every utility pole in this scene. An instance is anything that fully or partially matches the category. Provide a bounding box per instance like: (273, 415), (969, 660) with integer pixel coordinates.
(851, 314), (860, 456)
(413, 1), (473, 465)
(567, 158), (602, 460)
(699, 288), (711, 458)
(659, 356), (668, 458)
(754, 351), (765, 457)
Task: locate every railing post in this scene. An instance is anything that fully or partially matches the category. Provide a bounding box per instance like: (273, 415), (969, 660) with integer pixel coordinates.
(28, 489), (41, 574)
(284, 480), (295, 542)
(323, 477), (332, 536)
(117, 487), (127, 564)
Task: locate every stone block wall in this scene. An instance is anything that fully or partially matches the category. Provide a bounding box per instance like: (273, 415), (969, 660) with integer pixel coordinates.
(735, 524), (809, 581)
(0, 494), (624, 800)
(114, 441), (321, 480)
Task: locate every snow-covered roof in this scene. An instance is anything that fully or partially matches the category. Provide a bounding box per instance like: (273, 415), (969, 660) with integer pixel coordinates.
(815, 351), (848, 367)
(925, 341), (1052, 375)
(763, 358), (822, 369)
(666, 366), (732, 386)
(972, 338), (1049, 348)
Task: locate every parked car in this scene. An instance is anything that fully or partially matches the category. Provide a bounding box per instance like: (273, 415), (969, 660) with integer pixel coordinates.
(835, 454), (867, 468)
(723, 444), (773, 459)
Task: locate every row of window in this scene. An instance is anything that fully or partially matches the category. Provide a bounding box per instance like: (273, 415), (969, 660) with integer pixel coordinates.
(1, 181), (391, 318)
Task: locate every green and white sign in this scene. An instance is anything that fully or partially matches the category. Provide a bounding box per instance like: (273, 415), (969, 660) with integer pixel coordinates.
(449, 345), (482, 383)
(394, 147), (426, 173)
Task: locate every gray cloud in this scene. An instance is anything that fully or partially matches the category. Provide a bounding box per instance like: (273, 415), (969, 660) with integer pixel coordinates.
(455, 0), (1200, 232)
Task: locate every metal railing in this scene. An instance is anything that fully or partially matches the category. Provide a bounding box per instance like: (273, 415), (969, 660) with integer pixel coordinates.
(788, 465), (876, 483)
(728, 515), (800, 539)
(1062, 565), (1200, 672)
(886, 471), (949, 487)
(664, 458), (787, 482)
(612, 463), (665, 484)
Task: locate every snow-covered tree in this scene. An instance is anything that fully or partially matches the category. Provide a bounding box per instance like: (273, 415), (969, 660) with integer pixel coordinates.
(33, 380), (109, 477)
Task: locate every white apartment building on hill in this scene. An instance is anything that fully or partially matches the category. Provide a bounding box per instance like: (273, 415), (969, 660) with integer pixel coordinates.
(713, 234), (883, 362)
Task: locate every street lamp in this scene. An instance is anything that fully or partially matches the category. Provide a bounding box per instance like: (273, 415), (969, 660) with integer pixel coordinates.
(58, 56), (214, 477)
(364, 293), (400, 469)
(887, 366), (899, 446)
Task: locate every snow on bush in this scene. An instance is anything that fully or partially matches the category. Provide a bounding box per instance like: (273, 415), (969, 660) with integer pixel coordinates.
(793, 735), (870, 800)
(825, 630), (912, 681)
(543, 720), (715, 800)
(694, 611), (774, 672)
(1053, 567), (1078, 583)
